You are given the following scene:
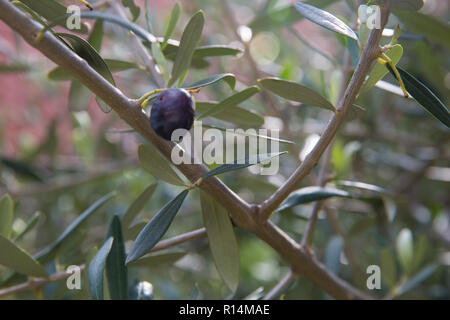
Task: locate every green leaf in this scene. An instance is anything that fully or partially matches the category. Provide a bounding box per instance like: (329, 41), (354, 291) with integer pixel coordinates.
(151, 42), (170, 82)
(197, 86), (260, 119)
(294, 2), (358, 40)
(138, 144), (186, 186)
(324, 236), (343, 275)
(200, 124), (293, 144)
(396, 264), (439, 296)
(89, 237), (114, 300)
(34, 192), (115, 264)
(122, 183), (158, 229)
(373, 0), (423, 11)
(88, 20), (104, 52)
(412, 234), (427, 272)
(58, 33), (115, 85)
(392, 0), (424, 11)
(184, 73), (236, 91)
(396, 228), (414, 274)
(126, 190), (189, 264)
(18, 0), (88, 33)
(163, 43), (242, 60)
(0, 194), (13, 238)
(192, 45), (243, 59)
(128, 251), (186, 268)
(380, 248), (397, 287)
(258, 78), (336, 112)
(336, 180), (391, 196)
(362, 44), (403, 93)
(48, 59), (141, 81)
(162, 2), (181, 49)
(196, 103), (264, 128)
(201, 152), (287, 180)
(169, 11), (205, 87)
(394, 11), (450, 48)
(57, 32), (114, 113)
(0, 235), (47, 278)
(105, 215), (128, 300)
(0, 64), (29, 73)
(387, 66), (450, 128)
(13, 211), (41, 242)
(122, 0), (140, 22)
(248, 0), (337, 32)
(277, 186), (350, 212)
(200, 192), (239, 292)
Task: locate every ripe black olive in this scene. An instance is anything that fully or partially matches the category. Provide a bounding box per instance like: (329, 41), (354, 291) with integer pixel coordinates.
(149, 88), (195, 141)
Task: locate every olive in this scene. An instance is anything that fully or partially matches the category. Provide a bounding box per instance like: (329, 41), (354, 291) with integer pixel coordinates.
(149, 88), (195, 141)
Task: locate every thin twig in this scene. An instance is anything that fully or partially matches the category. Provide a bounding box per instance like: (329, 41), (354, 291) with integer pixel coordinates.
(262, 270), (296, 300)
(0, 265), (85, 298)
(260, 3), (391, 218)
(150, 228), (207, 253)
(108, 0), (165, 88)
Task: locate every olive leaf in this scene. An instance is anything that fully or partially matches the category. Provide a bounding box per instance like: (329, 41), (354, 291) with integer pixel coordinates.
(122, 183), (158, 229)
(126, 190), (189, 264)
(200, 192), (239, 292)
(294, 2), (358, 40)
(258, 78), (336, 112)
(0, 194), (13, 238)
(89, 237), (114, 300)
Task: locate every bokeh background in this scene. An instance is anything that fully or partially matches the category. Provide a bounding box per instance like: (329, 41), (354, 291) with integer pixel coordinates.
(0, 0), (449, 299)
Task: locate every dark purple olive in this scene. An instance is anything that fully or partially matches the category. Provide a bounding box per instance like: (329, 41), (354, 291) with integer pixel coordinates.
(149, 88), (195, 141)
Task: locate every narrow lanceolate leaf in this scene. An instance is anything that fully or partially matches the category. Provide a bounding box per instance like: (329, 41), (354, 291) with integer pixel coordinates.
(202, 152), (287, 180)
(396, 228), (414, 274)
(362, 44), (403, 93)
(169, 11), (205, 87)
(391, 0), (424, 11)
(13, 211), (41, 242)
(200, 193), (239, 292)
(248, 0), (337, 32)
(34, 192), (115, 264)
(258, 78), (336, 112)
(138, 144), (186, 186)
(200, 124), (294, 144)
(0, 194), (13, 238)
(126, 190), (189, 264)
(127, 251), (187, 268)
(162, 2), (181, 49)
(57, 33), (114, 85)
(184, 73), (236, 91)
(197, 86), (260, 119)
(57, 32), (114, 113)
(89, 237), (114, 300)
(294, 2), (358, 40)
(325, 236), (343, 275)
(162, 43), (242, 60)
(18, 0), (88, 33)
(122, 183), (158, 229)
(0, 235), (47, 277)
(122, 0), (140, 22)
(105, 215), (128, 300)
(196, 103), (264, 128)
(47, 59), (141, 81)
(277, 186), (350, 212)
(380, 248), (397, 287)
(396, 264), (440, 296)
(394, 11), (450, 48)
(387, 66), (450, 128)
